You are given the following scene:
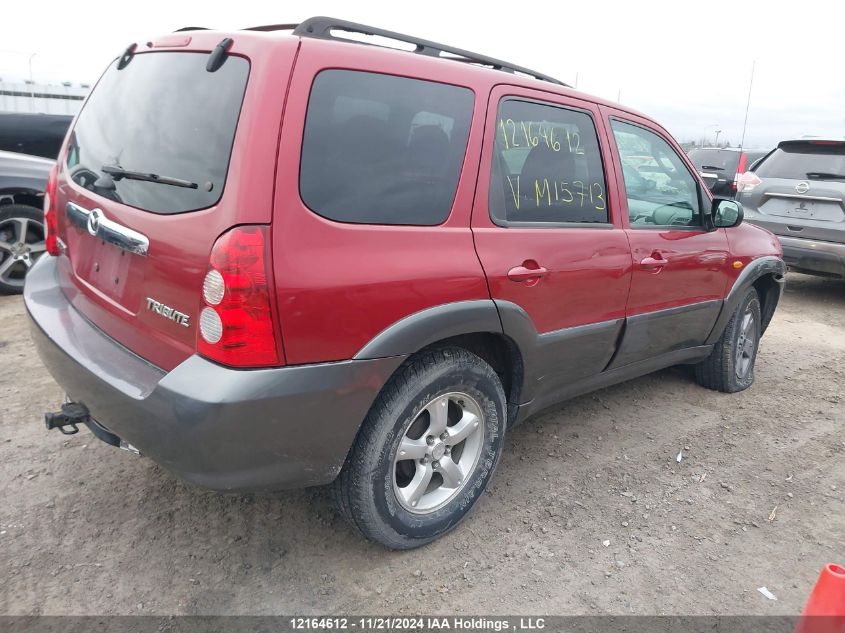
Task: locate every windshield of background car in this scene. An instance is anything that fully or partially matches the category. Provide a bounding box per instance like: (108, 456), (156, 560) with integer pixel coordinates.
(66, 52), (249, 214)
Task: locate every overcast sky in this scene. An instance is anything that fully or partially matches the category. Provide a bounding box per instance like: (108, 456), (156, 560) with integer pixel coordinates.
(2, 0), (843, 148)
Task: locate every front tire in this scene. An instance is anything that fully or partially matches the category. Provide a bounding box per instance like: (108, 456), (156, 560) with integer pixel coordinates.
(332, 347), (506, 549)
(695, 288), (762, 393)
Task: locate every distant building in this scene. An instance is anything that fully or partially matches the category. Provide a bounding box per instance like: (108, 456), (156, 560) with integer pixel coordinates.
(0, 79), (89, 115)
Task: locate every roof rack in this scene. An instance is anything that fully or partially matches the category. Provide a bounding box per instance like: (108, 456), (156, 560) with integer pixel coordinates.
(245, 16), (567, 86)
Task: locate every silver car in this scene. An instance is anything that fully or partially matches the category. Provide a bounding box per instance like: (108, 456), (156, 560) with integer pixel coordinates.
(738, 139), (845, 278)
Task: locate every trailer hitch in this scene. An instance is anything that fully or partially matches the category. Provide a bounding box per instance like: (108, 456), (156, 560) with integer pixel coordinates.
(44, 402), (91, 435)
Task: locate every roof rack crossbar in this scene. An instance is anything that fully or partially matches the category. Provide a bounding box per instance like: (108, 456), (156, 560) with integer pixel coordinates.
(272, 16), (568, 86)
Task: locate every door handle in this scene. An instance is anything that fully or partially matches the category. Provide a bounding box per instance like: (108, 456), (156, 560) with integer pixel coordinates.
(507, 262), (548, 282)
(640, 255), (669, 271)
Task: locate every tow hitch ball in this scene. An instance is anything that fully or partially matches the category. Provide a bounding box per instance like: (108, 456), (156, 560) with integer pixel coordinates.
(44, 402), (90, 435)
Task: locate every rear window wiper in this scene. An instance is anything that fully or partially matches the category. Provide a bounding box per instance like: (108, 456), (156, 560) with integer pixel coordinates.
(101, 165), (198, 189)
(700, 165), (724, 171)
(806, 171), (845, 181)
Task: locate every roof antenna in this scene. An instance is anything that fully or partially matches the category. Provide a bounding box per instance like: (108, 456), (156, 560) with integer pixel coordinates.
(206, 37), (233, 72)
(116, 43), (137, 70)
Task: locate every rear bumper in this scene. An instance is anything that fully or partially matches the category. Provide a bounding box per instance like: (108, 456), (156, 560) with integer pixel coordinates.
(24, 256), (405, 491)
(777, 235), (845, 278)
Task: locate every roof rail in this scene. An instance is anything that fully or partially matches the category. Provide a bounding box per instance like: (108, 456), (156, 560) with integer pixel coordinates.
(244, 23), (298, 33)
(248, 16), (568, 86)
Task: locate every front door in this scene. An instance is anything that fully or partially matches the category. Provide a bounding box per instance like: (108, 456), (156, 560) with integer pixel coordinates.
(472, 87), (632, 405)
(602, 107), (730, 368)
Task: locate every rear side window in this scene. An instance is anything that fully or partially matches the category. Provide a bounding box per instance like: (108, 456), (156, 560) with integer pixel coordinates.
(300, 70), (474, 225)
(67, 52), (249, 214)
(755, 142), (845, 180)
(489, 99), (608, 225)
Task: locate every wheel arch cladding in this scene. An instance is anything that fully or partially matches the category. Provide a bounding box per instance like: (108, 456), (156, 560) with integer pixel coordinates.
(706, 255), (786, 345)
(353, 300), (525, 425)
(420, 332), (524, 425)
(753, 273), (783, 335)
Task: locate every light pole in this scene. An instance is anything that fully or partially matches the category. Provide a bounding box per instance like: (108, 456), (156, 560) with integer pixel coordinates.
(701, 123), (719, 147)
(714, 129), (722, 146)
(28, 53), (37, 111)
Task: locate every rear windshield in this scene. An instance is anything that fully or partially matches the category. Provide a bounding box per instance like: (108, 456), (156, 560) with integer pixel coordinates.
(687, 149), (740, 173)
(66, 52), (249, 214)
(300, 70), (474, 225)
(755, 142), (845, 180)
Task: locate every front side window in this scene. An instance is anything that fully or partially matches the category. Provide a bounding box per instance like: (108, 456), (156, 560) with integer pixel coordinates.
(611, 120), (701, 228)
(489, 99), (609, 225)
(67, 52), (249, 214)
(299, 70), (474, 226)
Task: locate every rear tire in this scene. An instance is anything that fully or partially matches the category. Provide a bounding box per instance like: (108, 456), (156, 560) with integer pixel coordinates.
(331, 347), (506, 549)
(695, 288), (761, 393)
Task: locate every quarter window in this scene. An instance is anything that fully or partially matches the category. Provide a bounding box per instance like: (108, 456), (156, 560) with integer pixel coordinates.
(610, 120), (701, 228)
(299, 70), (474, 225)
(489, 99), (609, 225)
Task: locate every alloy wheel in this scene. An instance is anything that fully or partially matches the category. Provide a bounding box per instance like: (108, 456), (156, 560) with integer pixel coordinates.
(393, 392), (485, 514)
(734, 309), (757, 379)
(0, 216), (46, 289)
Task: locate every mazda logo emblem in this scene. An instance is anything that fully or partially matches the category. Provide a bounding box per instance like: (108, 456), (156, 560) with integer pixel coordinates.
(87, 209), (102, 237)
(795, 181), (810, 194)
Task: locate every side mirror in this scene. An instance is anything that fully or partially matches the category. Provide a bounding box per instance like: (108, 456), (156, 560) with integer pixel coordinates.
(712, 198), (744, 228)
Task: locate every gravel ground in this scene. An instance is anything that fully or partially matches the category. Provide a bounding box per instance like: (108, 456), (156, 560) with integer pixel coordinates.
(1, 273), (843, 616)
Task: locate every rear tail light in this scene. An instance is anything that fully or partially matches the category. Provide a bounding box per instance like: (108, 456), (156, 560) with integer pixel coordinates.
(736, 171), (761, 194)
(733, 152), (748, 191)
(197, 225), (283, 368)
(43, 164), (60, 256)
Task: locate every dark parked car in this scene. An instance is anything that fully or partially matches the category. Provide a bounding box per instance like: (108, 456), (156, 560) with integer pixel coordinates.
(688, 147), (769, 196)
(0, 113), (73, 160)
(0, 150), (52, 293)
(738, 139), (845, 278)
(26, 17), (785, 549)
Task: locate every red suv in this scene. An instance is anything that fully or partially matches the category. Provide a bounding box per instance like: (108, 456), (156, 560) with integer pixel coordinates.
(25, 17), (785, 549)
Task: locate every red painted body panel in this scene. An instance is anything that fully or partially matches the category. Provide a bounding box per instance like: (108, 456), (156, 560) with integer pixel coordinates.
(622, 228), (730, 312)
(271, 39), (491, 364)
(723, 220), (784, 287)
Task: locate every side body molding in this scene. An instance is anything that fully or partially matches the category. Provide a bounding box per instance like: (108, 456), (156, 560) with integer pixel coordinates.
(705, 255), (786, 345)
(495, 300), (623, 405)
(353, 300), (504, 360)
(353, 299), (623, 410)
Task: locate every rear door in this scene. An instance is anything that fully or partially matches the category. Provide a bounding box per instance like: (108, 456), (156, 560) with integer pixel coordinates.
(740, 140), (845, 244)
(53, 37), (297, 371)
(603, 108), (730, 368)
(472, 86), (632, 401)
